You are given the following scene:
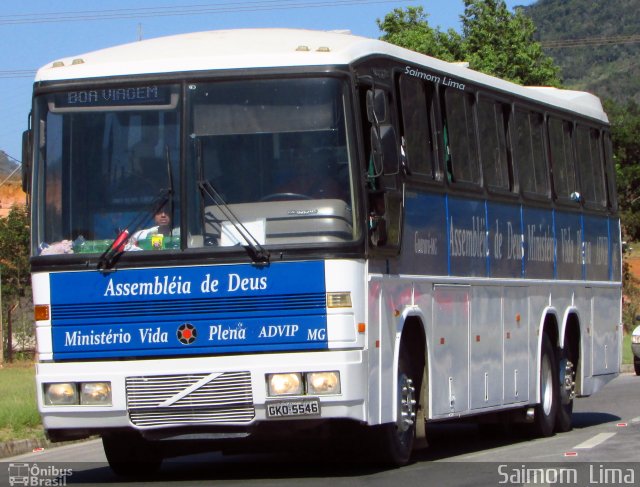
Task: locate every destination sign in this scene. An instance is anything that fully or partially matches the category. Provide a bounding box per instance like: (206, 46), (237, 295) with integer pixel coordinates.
(53, 85), (173, 109)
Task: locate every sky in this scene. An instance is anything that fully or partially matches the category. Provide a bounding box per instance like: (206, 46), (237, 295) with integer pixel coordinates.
(0, 0), (534, 164)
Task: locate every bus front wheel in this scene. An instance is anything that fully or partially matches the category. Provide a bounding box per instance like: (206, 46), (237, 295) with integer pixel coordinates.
(371, 352), (418, 466)
(102, 432), (162, 477)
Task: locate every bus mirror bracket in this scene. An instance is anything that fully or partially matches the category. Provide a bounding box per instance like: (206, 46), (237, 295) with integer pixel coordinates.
(21, 128), (32, 194)
(368, 188), (403, 251)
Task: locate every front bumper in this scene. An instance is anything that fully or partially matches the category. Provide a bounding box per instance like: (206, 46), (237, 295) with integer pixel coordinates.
(37, 349), (367, 437)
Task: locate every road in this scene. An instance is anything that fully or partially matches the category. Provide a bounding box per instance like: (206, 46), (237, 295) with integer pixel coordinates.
(2, 373), (638, 486)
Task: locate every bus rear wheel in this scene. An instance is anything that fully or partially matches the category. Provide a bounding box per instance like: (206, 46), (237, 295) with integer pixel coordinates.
(533, 334), (559, 437)
(556, 347), (577, 432)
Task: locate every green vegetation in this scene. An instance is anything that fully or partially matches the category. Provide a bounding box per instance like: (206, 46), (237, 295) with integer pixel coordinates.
(0, 205), (32, 361)
(0, 361), (43, 442)
(377, 1), (561, 86)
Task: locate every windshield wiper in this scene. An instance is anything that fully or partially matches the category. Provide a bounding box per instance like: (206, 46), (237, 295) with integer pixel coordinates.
(98, 147), (176, 271)
(198, 180), (270, 264)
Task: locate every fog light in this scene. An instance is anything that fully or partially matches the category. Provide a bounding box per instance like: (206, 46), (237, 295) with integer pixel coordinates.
(80, 382), (112, 405)
(267, 373), (303, 396)
(306, 371), (341, 395)
(44, 383), (78, 406)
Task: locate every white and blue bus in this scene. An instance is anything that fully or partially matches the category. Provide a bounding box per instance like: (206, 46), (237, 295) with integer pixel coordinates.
(24, 29), (621, 472)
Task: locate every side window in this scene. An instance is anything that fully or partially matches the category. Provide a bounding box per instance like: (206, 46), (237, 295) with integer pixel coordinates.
(477, 97), (511, 191)
(548, 116), (577, 201)
(576, 125), (606, 207)
(514, 108), (548, 196)
(442, 88), (480, 185)
(398, 75), (438, 180)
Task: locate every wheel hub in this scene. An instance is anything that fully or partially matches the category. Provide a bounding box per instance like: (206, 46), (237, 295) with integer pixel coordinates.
(563, 360), (576, 401)
(398, 375), (416, 433)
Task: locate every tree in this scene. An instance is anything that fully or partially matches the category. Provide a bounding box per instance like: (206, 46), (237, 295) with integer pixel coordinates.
(377, 1), (561, 87)
(377, 6), (463, 62)
(0, 205), (30, 298)
(605, 99), (640, 240)
(0, 205), (31, 359)
(461, 0), (560, 86)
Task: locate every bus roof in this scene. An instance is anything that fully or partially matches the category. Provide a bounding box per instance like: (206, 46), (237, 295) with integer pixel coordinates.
(35, 28), (608, 123)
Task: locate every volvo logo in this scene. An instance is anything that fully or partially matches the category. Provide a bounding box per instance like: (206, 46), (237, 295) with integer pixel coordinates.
(177, 323), (197, 345)
(288, 209), (318, 216)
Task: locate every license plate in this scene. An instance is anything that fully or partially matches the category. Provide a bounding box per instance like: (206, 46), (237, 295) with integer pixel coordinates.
(266, 398), (321, 418)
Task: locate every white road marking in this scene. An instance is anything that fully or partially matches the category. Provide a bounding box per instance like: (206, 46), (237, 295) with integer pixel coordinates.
(631, 416), (640, 423)
(572, 432), (616, 449)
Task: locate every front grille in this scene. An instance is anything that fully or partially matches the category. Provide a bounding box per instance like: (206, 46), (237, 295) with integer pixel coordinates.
(126, 371), (254, 427)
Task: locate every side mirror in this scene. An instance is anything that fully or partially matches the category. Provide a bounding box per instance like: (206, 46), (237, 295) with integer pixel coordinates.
(21, 129), (32, 194)
(366, 89), (388, 124)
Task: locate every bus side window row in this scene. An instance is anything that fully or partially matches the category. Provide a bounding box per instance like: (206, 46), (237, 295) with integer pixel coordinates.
(396, 73), (615, 211)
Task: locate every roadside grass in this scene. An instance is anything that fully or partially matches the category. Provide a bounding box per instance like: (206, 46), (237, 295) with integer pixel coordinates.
(623, 334), (633, 366)
(0, 361), (43, 442)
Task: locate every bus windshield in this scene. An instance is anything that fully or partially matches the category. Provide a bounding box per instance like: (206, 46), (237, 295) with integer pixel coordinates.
(32, 77), (356, 256)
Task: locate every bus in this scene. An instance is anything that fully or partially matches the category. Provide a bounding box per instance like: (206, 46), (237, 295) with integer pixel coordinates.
(23, 28), (621, 473)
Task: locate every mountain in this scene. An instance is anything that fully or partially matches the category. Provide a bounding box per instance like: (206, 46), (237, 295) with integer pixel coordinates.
(522, 0), (640, 103)
(0, 151), (20, 177)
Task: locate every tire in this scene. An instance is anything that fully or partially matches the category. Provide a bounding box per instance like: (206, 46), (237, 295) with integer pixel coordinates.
(371, 352), (418, 466)
(634, 361), (640, 376)
(555, 345), (577, 432)
(102, 432), (162, 477)
(533, 334), (559, 437)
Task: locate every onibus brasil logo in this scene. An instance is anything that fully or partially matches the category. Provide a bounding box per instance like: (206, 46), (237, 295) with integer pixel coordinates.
(8, 463), (72, 486)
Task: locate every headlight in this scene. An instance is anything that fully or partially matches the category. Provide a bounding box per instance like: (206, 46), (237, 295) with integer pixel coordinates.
(306, 371), (341, 395)
(44, 383), (78, 406)
(267, 373), (303, 396)
(80, 382), (112, 405)
(632, 335), (640, 344)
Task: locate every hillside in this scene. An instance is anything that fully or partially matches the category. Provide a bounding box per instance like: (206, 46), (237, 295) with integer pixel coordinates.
(523, 0), (640, 103)
(0, 151), (26, 217)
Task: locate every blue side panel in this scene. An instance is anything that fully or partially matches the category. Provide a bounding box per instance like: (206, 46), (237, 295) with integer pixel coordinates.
(448, 196), (487, 277)
(50, 261), (327, 359)
(486, 201), (523, 278)
(555, 211), (582, 280)
(583, 215), (611, 281)
(610, 217), (622, 282)
(401, 191), (448, 276)
(522, 207), (554, 279)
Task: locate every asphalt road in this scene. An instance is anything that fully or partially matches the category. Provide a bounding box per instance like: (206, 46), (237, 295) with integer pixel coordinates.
(2, 373), (638, 486)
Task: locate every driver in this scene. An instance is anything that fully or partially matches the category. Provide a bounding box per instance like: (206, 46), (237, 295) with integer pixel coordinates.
(125, 205), (179, 251)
